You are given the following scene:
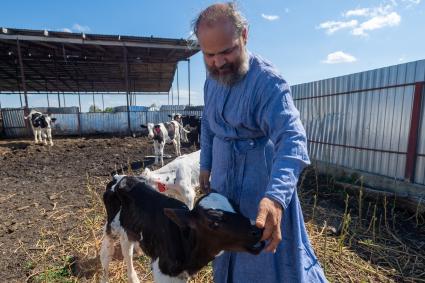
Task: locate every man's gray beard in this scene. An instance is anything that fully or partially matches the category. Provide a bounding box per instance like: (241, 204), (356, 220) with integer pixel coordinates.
(206, 49), (249, 86)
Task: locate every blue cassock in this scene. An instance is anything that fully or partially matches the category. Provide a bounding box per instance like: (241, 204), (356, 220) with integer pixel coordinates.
(200, 52), (328, 283)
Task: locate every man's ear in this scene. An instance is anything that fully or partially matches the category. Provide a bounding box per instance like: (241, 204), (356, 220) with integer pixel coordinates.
(164, 208), (195, 229)
(241, 27), (248, 45)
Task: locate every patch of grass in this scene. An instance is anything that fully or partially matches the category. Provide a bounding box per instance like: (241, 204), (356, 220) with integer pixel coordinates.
(32, 256), (74, 283)
(25, 260), (36, 271)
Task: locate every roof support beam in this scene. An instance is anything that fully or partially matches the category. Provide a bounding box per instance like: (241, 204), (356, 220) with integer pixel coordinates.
(16, 39), (28, 108)
(123, 46), (131, 134)
(188, 59), (191, 106)
(0, 34), (192, 50)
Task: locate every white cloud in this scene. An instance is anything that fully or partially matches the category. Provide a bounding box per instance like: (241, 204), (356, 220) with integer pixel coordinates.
(344, 8), (371, 17)
(62, 28), (72, 33)
(322, 51), (357, 64)
(317, 20), (358, 34)
(261, 14), (279, 21)
(319, 2), (404, 36)
(399, 54), (406, 61)
(72, 24), (91, 33)
(402, 0), (421, 7)
(352, 12), (401, 36)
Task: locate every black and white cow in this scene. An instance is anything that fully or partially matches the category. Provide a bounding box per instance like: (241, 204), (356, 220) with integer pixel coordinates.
(181, 115), (201, 149)
(141, 121), (187, 166)
(24, 110), (56, 146)
(100, 175), (264, 283)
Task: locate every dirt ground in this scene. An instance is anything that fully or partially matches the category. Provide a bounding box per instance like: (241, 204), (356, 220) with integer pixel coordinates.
(0, 136), (195, 282)
(0, 136), (424, 282)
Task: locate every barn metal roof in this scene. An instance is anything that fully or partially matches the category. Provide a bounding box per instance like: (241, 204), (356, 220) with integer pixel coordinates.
(0, 27), (199, 93)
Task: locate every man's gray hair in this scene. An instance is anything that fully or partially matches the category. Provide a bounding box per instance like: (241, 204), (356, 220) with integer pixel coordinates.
(192, 2), (248, 38)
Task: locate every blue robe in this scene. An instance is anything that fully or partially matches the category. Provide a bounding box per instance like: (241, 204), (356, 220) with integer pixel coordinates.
(200, 52), (327, 283)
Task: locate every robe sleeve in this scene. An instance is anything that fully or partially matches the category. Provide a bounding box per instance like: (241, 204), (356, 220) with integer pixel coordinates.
(255, 79), (310, 209)
(200, 81), (215, 171)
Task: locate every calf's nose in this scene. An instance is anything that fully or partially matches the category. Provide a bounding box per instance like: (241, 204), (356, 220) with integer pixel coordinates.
(251, 227), (263, 239)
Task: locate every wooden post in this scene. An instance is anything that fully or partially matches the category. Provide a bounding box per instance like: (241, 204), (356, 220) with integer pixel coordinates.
(188, 59), (191, 106)
(102, 93), (105, 111)
(57, 91), (61, 107)
(176, 63), (180, 105)
(76, 81), (82, 136)
(16, 39), (28, 109)
(123, 46), (132, 135)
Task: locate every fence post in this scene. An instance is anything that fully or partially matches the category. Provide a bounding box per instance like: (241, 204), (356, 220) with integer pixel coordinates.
(77, 111), (82, 136)
(122, 46), (132, 135)
(405, 82), (424, 182)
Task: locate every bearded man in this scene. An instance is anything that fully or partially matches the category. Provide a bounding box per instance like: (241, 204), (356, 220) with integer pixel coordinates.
(195, 3), (327, 283)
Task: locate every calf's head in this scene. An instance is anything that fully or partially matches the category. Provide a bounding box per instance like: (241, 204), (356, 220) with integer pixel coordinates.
(164, 193), (265, 255)
(140, 123), (155, 138)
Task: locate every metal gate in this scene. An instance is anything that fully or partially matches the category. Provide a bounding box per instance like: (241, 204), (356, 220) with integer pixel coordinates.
(1, 108), (31, 138)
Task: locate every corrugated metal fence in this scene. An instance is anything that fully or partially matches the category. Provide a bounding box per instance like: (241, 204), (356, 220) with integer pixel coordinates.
(292, 59), (425, 186)
(1, 109), (202, 137)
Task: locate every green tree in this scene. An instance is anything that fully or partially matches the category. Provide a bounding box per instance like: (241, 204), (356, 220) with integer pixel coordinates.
(89, 105), (102, 112)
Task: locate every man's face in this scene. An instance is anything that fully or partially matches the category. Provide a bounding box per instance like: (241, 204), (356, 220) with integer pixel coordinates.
(197, 20), (248, 85)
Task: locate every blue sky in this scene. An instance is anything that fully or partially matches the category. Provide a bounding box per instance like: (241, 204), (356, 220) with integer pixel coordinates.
(1, 0), (424, 111)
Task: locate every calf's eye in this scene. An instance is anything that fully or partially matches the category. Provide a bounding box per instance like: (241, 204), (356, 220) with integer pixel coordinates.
(209, 221), (220, 229)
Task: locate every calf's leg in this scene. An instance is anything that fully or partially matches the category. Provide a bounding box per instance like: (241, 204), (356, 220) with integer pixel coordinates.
(100, 231), (115, 283)
(120, 233), (140, 283)
(46, 128), (54, 146)
(35, 128), (41, 144)
(159, 142), (165, 166)
(154, 141), (159, 165)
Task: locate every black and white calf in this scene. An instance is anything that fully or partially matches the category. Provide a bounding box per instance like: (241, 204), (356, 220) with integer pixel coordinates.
(141, 150), (200, 209)
(181, 115), (201, 149)
(24, 110), (56, 146)
(141, 121), (188, 166)
(100, 175), (264, 283)
(168, 113), (188, 143)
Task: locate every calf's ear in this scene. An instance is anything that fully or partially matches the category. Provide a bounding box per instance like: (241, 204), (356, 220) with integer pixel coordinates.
(164, 208), (195, 228)
(140, 124), (147, 128)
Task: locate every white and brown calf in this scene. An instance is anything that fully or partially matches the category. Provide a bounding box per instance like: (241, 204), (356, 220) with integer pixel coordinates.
(141, 150), (200, 209)
(24, 110), (56, 146)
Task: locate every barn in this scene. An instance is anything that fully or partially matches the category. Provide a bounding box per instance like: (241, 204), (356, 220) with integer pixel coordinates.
(0, 27), (424, 283)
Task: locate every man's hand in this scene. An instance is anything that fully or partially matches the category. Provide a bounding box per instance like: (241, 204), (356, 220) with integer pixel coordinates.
(199, 170), (211, 193)
(255, 197), (283, 253)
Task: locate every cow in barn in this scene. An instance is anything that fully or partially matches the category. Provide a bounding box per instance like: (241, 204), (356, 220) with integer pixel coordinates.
(24, 110), (56, 146)
(141, 150), (200, 209)
(181, 115), (201, 149)
(100, 175), (264, 283)
(141, 121), (187, 166)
